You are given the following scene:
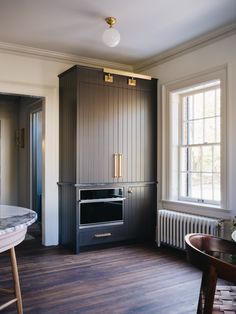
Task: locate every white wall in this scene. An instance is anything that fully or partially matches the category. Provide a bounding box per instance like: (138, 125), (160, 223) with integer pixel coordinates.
(0, 51), (73, 245)
(0, 97), (19, 204)
(145, 33), (236, 217)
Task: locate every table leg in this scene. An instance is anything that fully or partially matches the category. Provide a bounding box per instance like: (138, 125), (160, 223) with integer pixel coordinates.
(197, 265), (217, 314)
(10, 247), (23, 314)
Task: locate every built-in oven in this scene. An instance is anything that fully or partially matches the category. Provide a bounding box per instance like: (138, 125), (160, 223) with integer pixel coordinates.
(78, 188), (125, 228)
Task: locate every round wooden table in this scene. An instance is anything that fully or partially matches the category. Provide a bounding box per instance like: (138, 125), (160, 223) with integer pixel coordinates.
(0, 205), (37, 313)
(185, 233), (236, 314)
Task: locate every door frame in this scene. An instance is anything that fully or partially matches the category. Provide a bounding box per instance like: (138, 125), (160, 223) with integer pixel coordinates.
(30, 105), (43, 220)
(0, 79), (59, 246)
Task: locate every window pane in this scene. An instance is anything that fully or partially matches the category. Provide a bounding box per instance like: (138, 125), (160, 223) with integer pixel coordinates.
(182, 96), (187, 121)
(204, 90), (215, 117)
(182, 122), (188, 145)
(189, 120), (203, 144)
(180, 147), (188, 171)
(188, 96), (194, 120)
(202, 174), (213, 200)
(204, 117), (215, 143)
(216, 117), (221, 142)
(216, 88), (221, 116)
(202, 146), (212, 172)
(190, 173), (201, 199)
(213, 174), (221, 201)
(195, 120), (204, 144)
(189, 147), (201, 172)
(180, 172), (187, 198)
(193, 93), (204, 119)
(213, 145), (220, 172)
(188, 121), (193, 144)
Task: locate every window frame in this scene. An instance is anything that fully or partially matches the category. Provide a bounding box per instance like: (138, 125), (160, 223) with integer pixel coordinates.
(178, 84), (221, 206)
(161, 66), (227, 214)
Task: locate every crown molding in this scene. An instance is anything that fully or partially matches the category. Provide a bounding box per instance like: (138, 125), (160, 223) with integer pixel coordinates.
(133, 21), (236, 72)
(0, 41), (133, 71)
(1, 20), (235, 74)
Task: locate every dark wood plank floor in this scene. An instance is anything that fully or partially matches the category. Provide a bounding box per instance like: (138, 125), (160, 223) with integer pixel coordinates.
(0, 238), (202, 314)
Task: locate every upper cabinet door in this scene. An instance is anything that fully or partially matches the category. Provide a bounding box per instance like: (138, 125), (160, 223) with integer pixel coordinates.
(118, 84), (157, 183)
(76, 67), (157, 184)
(77, 78), (119, 184)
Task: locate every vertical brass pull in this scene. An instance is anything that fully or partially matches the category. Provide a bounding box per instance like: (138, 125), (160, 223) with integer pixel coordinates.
(114, 153), (118, 178)
(118, 153), (123, 178)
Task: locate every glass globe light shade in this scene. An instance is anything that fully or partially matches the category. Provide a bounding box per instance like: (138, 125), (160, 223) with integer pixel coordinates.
(102, 27), (120, 47)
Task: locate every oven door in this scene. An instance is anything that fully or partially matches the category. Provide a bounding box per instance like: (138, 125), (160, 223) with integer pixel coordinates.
(79, 198), (125, 228)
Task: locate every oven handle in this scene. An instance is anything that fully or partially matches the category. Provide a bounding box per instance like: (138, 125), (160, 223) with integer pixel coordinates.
(79, 197), (126, 203)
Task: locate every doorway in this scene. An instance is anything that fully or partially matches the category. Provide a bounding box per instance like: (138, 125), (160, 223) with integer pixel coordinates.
(0, 93), (43, 240)
(0, 79), (59, 246)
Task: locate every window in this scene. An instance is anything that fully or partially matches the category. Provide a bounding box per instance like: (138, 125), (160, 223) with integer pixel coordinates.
(162, 68), (227, 210)
(179, 82), (221, 205)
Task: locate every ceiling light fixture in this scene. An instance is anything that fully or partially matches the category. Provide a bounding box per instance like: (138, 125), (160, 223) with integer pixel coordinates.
(102, 17), (120, 48)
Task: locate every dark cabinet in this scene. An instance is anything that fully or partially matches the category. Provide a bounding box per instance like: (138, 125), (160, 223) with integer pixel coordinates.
(77, 81), (119, 183)
(58, 65), (157, 252)
(125, 184), (157, 240)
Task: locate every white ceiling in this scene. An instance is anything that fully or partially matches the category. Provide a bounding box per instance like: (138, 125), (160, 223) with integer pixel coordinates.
(0, 0), (236, 67)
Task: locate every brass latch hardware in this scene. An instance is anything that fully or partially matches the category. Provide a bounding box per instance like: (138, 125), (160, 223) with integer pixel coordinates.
(104, 73), (113, 83)
(128, 77), (136, 86)
(128, 187), (133, 194)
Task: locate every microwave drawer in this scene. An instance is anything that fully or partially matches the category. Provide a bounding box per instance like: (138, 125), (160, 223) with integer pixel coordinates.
(79, 225), (126, 246)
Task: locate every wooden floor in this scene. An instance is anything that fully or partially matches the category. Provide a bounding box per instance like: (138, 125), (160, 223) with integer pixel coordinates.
(0, 238), (202, 314)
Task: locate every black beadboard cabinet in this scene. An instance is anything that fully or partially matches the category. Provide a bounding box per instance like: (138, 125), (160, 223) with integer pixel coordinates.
(58, 65), (157, 253)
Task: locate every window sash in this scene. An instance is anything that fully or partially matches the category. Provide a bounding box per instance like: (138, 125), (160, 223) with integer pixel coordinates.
(178, 144), (221, 205)
(178, 85), (221, 205)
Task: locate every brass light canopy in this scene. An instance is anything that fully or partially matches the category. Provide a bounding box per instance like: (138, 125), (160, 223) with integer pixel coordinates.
(105, 17), (117, 27)
(103, 16), (120, 47)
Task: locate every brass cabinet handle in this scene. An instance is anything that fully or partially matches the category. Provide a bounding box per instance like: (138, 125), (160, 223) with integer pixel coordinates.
(114, 153), (118, 178)
(94, 233), (112, 238)
(118, 153), (123, 178)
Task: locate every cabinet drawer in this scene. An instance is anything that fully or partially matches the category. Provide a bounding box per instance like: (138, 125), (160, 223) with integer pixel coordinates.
(79, 225), (126, 246)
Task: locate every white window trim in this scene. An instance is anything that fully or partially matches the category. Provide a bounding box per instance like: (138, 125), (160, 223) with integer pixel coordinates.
(178, 84), (221, 206)
(160, 65), (228, 216)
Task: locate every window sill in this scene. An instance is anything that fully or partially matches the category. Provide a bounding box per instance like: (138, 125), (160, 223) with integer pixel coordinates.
(161, 199), (231, 220)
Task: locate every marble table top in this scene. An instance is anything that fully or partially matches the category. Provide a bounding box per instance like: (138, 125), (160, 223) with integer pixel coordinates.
(0, 205), (37, 235)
